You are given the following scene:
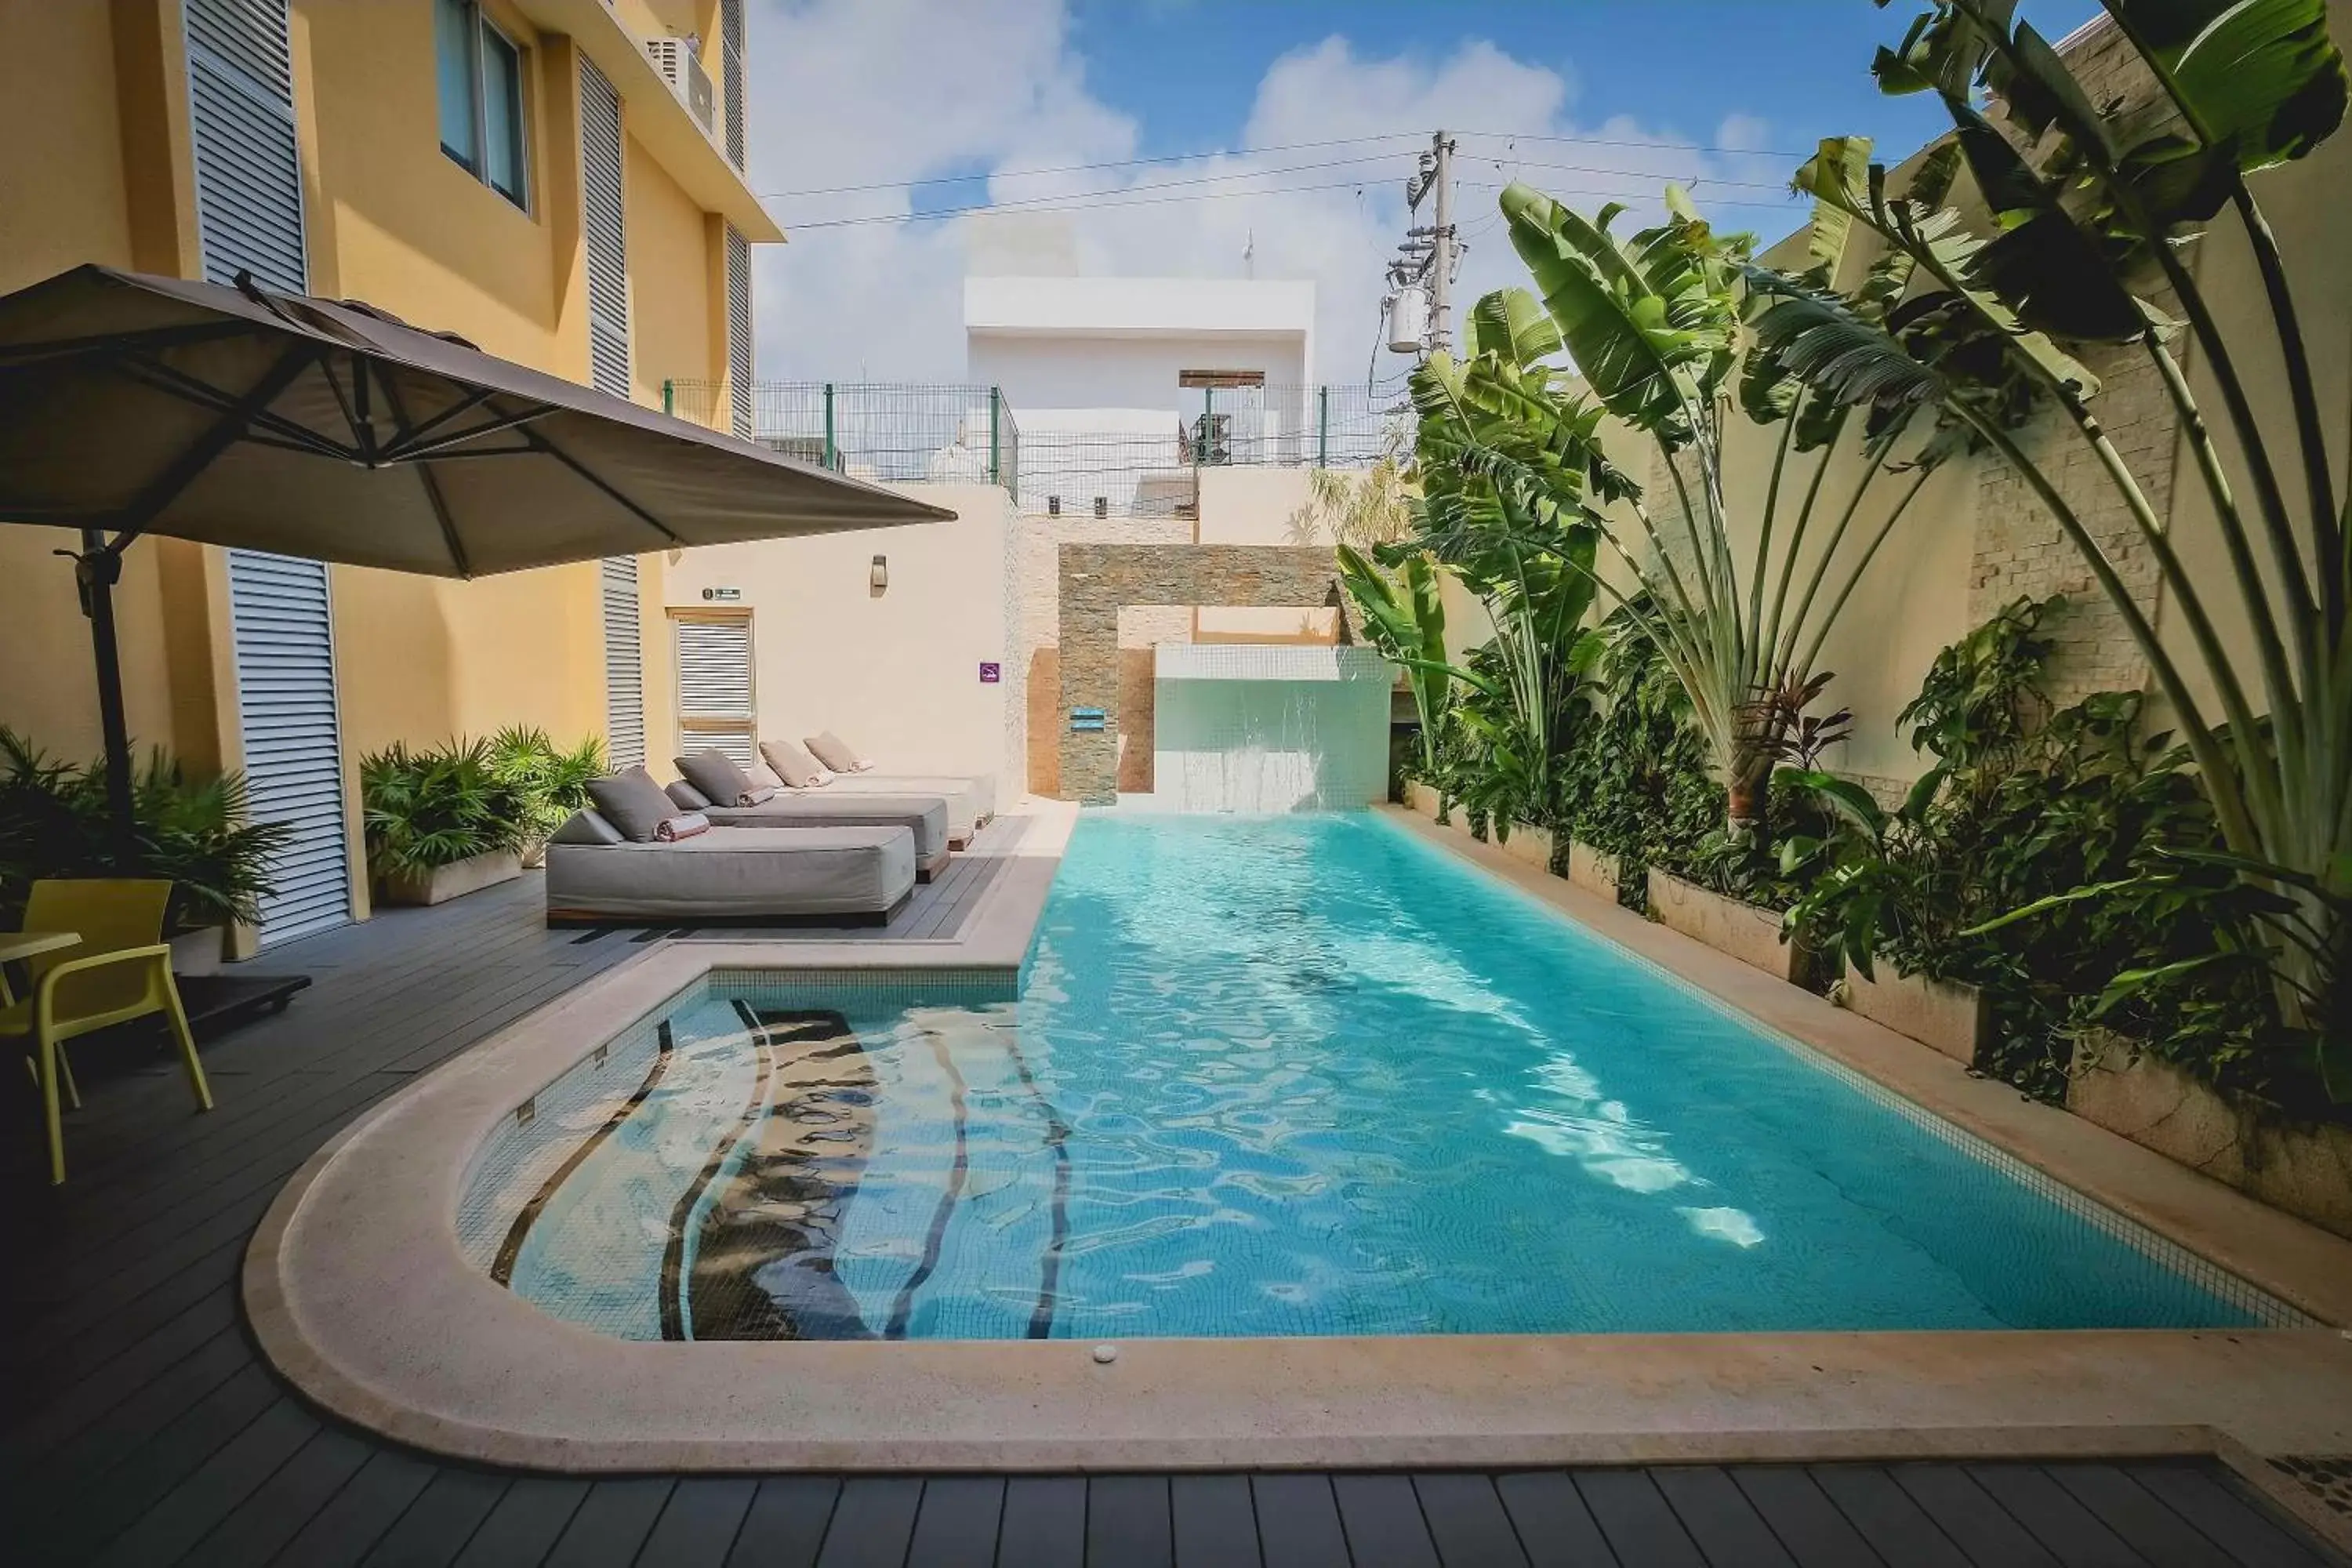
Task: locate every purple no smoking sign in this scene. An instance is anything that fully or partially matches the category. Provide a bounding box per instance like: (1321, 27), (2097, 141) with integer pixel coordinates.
(978, 662), (1001, 684)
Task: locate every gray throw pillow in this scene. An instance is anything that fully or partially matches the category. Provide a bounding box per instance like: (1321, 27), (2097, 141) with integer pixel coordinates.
(676, 751), (759, 808)
(585, 766), (678, 843)
(805, 730), (869, 773)
(549, 808), (624, 846)
(760, 739), (829, 788)
(666, 780), (712, 811)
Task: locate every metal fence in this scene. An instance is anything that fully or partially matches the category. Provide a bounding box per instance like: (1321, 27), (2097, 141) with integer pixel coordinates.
(662, 379), (1407, 517)
(665, 379), (1017, 494)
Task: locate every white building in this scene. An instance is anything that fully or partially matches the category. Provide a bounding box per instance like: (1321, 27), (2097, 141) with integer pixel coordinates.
(963, 276), (1316, 517)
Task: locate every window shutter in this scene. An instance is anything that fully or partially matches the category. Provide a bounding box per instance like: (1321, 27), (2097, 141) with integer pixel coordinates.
(674, 616), (756, 765)
(579, 58), (630, 399)
(185, 0), (350, 943)
(602, 557), (646, 769)
(720, 0), (746, 171)
(725, 225), (752, 439)
(579, 60), (644, 768)
(184, 0), (306, 292)
(228, 551), (350, 943)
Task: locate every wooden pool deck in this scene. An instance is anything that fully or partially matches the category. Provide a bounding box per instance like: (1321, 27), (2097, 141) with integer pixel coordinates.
(3, 834), (2347, 1566)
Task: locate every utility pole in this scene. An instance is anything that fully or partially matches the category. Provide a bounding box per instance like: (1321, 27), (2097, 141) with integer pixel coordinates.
(1384, 129), (1460, 360)
(1427, 129), (1455, 355)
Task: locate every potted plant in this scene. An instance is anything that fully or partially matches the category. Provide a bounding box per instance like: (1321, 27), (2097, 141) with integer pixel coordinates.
(486, 728), (605, 869)
(361, 739), (533, 906)
(0, 728), (291, 973)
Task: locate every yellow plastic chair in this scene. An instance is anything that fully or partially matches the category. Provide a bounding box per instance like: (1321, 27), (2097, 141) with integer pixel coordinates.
(1, 879), (211, 1185)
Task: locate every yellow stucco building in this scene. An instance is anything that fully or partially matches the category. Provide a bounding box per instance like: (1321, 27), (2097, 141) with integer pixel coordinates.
(0, 0), (778, 949)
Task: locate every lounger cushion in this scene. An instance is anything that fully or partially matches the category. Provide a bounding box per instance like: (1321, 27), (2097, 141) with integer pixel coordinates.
(546, 826), (915, 920)
(818, 773), (996, 840)
(760, 739), (831, 788)
(700, 791), (953, 863)
(677, 751), (764, 808)
(586, 766), (680, 843)
(806, 731), (871, 773)
(550, 808), (626, 847)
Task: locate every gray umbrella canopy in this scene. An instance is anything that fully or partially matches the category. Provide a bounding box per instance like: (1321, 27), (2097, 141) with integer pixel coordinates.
(0, 263), (956, 851)
(0, 264), (954, 572)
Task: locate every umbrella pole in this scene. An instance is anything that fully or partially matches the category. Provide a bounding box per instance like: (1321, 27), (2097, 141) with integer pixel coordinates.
(74, 528), (140, 868)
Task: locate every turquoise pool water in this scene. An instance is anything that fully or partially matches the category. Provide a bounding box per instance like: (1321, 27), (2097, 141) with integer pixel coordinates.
(461, 813), (2283, 1340)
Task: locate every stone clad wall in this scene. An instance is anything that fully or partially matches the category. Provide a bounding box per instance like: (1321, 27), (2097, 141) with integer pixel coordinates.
(1969, 19), (2181, 705)
(1056, 543), (1347, 804)
(1019, 514), (1193, 794)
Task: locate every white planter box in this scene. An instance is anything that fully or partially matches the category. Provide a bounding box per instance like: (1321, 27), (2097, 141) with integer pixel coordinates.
(1646, 868), (1812, 984)
(1840, 961), (1987, 1065)
(2068, 1035), (2352, 1243)
(1500, 822), (1553, 873)
(1567, 840), (1621, 902)
(1404, 782), (1443, 820)
(168, 926), (224, 976)
(376, 849), (523, 908)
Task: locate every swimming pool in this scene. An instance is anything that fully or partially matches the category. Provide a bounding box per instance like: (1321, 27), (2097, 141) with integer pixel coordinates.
(457, 812), (2292, 1341)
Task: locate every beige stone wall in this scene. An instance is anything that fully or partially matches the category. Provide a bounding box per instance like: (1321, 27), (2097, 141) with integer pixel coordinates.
(662, 484), (1021, 788)
(1192, 466), (1331, 641)
(1054, 544), (1348, 804)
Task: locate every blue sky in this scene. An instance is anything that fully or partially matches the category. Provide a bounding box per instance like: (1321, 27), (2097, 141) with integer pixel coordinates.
(746, 0), (2103, 383)
(1069, 2), (2100, 165)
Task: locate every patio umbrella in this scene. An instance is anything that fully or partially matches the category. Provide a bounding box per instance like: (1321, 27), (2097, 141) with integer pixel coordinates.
(0, 263), (956, 852)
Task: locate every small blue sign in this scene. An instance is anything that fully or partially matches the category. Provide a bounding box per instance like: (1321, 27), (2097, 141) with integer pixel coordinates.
(1069, 707), (1106, 732)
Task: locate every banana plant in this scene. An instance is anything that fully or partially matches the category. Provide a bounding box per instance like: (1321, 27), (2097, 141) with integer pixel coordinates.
(1403, 285), (1613, 826)
(1769, 0), (2350, 1095)
(1335, 541), (1453, 775)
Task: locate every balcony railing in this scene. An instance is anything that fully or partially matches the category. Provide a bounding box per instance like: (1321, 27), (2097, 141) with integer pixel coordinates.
(662, 379), (1408, 517)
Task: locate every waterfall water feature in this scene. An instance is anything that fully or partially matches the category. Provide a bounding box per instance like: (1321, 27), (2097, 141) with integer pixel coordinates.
(1145, 645), (1392, 813)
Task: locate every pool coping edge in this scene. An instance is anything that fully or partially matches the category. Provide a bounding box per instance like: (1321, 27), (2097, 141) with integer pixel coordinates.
(1382, 804), (2352, 1329)
(242, 801), (2352, 1474)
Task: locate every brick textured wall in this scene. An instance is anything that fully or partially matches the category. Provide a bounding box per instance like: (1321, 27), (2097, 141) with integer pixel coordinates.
(1969, 16), (2182, 706)
(1018, 514), (1192, 792)
(1056, 543), (1346, 804)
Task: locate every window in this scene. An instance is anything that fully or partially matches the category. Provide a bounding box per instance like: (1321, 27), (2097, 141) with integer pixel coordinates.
(672, 612), (757, 765)
(436, 0), (528, 208)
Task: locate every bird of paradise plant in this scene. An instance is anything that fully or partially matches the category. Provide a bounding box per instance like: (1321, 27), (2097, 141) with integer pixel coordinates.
(1751, 0), (2350, 1096)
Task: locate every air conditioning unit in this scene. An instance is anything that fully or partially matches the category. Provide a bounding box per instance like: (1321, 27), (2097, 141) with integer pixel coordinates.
(644, 36), (717, 136)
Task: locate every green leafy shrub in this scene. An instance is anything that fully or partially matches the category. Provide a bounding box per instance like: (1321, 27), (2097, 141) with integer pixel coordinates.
(1780, 598), (2291, 1110)
(0, 727), (292, 933)
(1548, 604), (1714, 907)
(361, 739), (534, 878)
(485, 727), (606, 843)
(362, 731), (609, 880)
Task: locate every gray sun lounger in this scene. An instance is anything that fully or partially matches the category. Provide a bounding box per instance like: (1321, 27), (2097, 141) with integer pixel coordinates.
(666, 782), (954, 880)
(793, 772), (995, 844)
(544, 815), (916, 925)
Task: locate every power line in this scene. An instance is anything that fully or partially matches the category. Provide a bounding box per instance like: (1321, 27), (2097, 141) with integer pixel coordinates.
(1456, 180), (1801, 214)
(1454, 128), (1816, 160)
(778, 153), (1414, 222)
(760, 126), (1816, 202)
(785, 175), (1402, 230)
(786, 172), (1802, 233)
(1489, 158), (1796, 193)
(758, 133), (1422, 199)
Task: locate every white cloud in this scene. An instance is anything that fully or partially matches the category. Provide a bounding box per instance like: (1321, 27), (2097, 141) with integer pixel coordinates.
(740, 0), (1804, 389)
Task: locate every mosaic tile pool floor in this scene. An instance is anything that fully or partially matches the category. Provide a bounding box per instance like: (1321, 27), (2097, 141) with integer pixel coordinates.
(459, 812), (2299, 1341)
